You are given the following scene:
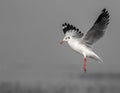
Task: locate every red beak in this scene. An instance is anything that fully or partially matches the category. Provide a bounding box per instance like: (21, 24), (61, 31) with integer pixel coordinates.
(60, 40), (64, 44)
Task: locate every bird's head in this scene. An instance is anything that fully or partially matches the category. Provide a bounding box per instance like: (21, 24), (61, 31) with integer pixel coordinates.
(60, 22), (83, 44)
(60, 35), (71, 44)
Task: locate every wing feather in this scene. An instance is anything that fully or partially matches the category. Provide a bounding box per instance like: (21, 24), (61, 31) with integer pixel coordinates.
(83, 8), (110, 45)
(62, 23), (84, 38)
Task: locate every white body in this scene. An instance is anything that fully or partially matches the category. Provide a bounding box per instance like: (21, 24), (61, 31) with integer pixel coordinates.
(61, 9), (110, 71)
(67, 37), (103, 62)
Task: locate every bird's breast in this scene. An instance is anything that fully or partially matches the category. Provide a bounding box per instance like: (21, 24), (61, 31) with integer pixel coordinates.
(68, 41), (83, 54)
(68, 41), (93, 55)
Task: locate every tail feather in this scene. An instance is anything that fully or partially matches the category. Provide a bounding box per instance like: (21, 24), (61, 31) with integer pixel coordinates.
(89, 54), (103, 63)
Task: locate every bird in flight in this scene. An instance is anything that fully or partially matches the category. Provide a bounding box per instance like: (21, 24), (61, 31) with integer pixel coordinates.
(60, 8), (110, 72)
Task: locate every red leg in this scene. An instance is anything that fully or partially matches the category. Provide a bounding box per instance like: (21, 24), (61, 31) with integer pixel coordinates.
(83, 58), (87, 72)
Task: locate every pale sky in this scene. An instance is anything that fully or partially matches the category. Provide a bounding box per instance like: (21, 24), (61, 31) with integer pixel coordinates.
(0, 0), (120, 82)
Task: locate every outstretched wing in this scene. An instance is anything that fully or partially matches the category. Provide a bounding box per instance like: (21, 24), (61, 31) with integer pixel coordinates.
(62, 23), (84, 38)
(83, 8), (110, 45)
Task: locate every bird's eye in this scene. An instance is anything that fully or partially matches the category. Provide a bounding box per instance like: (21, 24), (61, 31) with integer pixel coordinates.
(67, 37), (70, 39)
(65, 37), (67, 40)
(65, 37), (70, 40)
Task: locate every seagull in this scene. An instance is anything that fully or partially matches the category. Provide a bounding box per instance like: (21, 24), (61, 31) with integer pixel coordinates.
(60, 8), (110, 72)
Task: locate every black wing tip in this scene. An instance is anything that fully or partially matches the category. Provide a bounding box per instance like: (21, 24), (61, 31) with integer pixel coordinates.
(102, 8), (110, 23)
(95, 8), (110, 25)
(62, 22), (67, 27)
(102, 8), (107, 12)
(101, 8), (110, 17)
(62, 22), (81, 34)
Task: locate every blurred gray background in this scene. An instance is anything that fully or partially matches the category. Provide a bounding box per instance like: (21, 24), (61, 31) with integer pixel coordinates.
(0, 0), (120, 85)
